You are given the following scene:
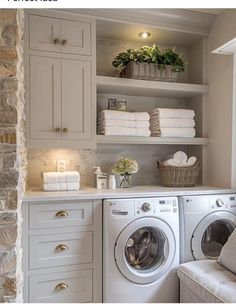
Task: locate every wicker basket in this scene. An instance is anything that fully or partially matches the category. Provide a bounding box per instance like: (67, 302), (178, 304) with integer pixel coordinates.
(120, 62), (178, 82)
(157, 161), (200, 187)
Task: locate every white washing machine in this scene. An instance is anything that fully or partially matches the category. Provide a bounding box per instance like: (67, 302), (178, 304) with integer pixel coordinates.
(179, 194), (236, 263)
(103, 197), (179, 303)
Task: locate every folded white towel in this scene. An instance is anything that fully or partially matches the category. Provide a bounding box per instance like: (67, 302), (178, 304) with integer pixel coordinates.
(99, 110), (150, 121)
(43, 182), (80, 191)
(151, 128), (196, 138)
(150, 108), (195, 119)
(150, 118), (195, 128)
(98, 119), (150, 129)
(98, 126), (151, 136)
(43, 171), (80, 184)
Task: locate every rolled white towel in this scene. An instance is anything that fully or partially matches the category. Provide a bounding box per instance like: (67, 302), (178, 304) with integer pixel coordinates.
(99, 110), (150, 121)
(98, 126), (151, 136)
(151, 128), (196, 138)
(150, 108), (195, 119)
(43, 182), (80, 191)
(150, 118), (195, 128)
(43, 171), (80, 184)
(98, 119), (150, 129)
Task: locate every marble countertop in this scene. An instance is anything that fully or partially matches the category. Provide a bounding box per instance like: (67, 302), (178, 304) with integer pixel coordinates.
(23, 185), (236, 202)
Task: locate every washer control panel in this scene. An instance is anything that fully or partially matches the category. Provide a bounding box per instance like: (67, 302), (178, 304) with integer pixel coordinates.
(135, 197), (178, 216)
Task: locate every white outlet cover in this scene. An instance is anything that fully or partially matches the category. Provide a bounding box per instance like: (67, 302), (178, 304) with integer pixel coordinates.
(57, 160), (67, 172)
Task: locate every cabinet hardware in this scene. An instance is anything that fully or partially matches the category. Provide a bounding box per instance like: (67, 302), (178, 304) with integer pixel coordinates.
(61, 39), (68, 46)
(53, 38), (60, 45)
(55, 210), (69, 217)
(55, 127), (61, 132)
(55, 244), (69, 251)
(63, 128), (68, 133)
(55, 283), (68, 291)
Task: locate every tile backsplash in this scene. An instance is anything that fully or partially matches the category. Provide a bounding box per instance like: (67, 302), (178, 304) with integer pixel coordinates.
(27, 145), (191, 189)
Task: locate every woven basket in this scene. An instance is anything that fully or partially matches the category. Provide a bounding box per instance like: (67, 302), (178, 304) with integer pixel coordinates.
(120, 62), (178, 82)
(157, 161), (200, 187)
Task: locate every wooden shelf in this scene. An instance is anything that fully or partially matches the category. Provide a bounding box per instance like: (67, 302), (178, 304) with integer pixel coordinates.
(96, 135), (209, 145)
(97, 76), (208, 98)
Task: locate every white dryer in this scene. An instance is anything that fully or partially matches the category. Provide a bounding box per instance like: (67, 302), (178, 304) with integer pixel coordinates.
(179, 194), (236, 263)
(103, 197), (179, 303)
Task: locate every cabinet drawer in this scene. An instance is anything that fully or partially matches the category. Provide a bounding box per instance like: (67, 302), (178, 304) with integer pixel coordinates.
(29, 269), (92, 303)
(29, 231), (92, 269)
(29, 201), (93, 229)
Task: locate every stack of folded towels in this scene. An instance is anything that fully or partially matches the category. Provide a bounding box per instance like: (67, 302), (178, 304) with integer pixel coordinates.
(150, 108), (196, 137)
(98, 110), (151, 136)
(43, 171), (80, 191)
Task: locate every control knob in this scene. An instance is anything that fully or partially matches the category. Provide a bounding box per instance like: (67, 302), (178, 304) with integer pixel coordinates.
(216, 198), (225, 207)
(142, 202), (151, 212)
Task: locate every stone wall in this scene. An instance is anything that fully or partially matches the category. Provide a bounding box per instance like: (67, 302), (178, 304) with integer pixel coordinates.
(0, 9), (25, 302)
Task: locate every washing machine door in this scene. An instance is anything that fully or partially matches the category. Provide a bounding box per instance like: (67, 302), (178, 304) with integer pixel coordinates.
(114, 217), (176, 284)
(191, 211), (236, 260)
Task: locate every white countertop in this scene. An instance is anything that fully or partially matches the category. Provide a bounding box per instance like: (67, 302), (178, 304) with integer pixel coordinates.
(23, 185), (236, 202)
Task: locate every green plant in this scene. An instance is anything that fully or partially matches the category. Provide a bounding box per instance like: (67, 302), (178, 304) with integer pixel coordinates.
(112, 45), (186, 73)
(161, 47), (185, 72)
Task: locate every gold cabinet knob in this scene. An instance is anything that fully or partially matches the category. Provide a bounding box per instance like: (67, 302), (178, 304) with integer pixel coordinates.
(53, 38), (60, 45)
(55, 283), (68, 291)
(55, 244), (69, 251)
(55, 127), (61, 132)
(62, 128), (68, 133)
(61, 39), (67, 45)
(55, 210), (69, 217)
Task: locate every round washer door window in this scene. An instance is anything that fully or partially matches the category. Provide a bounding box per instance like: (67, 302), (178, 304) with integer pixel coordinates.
(191, 211), (236, 260)
(115, 217), (176, 284)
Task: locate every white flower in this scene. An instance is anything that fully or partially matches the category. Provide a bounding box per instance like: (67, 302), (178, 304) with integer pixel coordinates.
(112, 157), (139, 175)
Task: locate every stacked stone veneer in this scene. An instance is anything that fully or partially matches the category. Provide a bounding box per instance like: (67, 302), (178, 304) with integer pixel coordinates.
(0, 9), (26, 302)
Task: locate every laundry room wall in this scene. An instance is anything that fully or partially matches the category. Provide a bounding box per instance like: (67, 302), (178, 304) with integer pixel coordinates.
(205, 9), (236, 188)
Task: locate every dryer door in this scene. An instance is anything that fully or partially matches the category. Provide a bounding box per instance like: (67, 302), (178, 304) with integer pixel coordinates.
(114, 217), (176, 284)
(191, 211), (236, 260)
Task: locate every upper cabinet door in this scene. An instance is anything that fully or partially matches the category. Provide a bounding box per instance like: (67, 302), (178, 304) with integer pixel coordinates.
(60, 19), (91, 55)
(29, 15), (61, 53)
(29, 56), (61, 139)
(61, 59), (92, 141)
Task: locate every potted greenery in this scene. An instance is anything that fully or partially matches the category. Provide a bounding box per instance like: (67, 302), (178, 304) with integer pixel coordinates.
(112, 45), (186, 82)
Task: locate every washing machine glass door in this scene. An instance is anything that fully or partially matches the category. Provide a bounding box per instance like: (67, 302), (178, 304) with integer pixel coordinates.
(115, 217), (176, 284)
(191, 211), (236, 260)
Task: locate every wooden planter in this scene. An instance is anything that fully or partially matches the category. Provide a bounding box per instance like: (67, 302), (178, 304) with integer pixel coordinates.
(120, 62), (179, 82)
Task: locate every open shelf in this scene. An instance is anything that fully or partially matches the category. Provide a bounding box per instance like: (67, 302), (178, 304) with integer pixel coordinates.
(97, 76), (208, 98)
(96, 135), (209, 145)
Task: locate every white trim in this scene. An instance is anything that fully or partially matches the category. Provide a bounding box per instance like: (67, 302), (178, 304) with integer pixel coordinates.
(231, 54), (236, 188)
(212, 37), (236, 55)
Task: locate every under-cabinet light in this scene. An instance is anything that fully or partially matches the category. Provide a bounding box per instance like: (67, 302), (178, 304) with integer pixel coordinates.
(138, 32), (151, 39)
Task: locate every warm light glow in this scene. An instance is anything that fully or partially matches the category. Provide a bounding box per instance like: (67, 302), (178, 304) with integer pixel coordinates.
(138, 32), (151, 39)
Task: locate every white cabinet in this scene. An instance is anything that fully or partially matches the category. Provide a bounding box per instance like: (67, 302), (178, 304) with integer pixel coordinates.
(29, 14), (91, 55)
(25, 10), (96, 149)
(29, 55), (92, 142)
(22, 200), (102, 303)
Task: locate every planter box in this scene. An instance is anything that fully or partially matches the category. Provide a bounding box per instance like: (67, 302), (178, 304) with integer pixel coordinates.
(120, 62), (178, 82)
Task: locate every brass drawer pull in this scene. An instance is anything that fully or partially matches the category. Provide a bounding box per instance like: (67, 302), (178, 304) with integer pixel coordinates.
(62, 128), (68, 133)
(55, 283), (68, 291)
(53, 38), (60, 45)
(61, 39), (68, 46)
(55, 210), (69, 217)
(55, 244), (69, 251)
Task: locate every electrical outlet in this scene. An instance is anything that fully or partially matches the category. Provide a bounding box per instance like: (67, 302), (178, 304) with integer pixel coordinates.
(57, 160), (67, 172)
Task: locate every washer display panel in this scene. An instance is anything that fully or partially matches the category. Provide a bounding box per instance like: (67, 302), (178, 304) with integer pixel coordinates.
(115, 217), (176, 284)
(191, 211), (236, 260)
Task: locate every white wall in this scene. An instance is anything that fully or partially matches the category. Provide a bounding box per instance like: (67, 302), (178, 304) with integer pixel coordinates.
(205, 10), (236, 187)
